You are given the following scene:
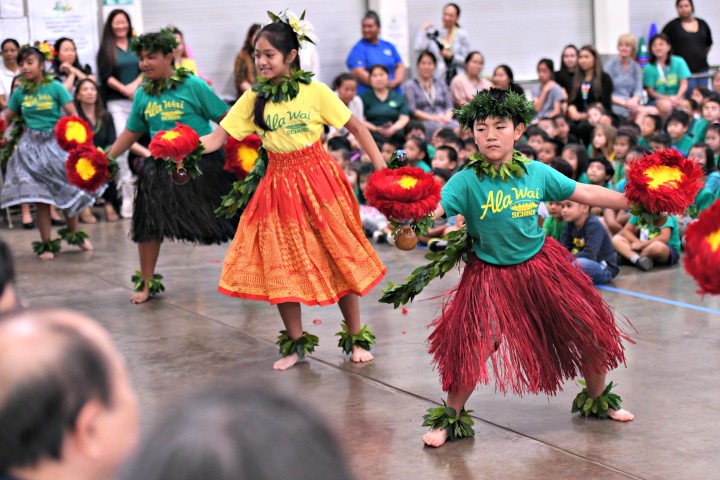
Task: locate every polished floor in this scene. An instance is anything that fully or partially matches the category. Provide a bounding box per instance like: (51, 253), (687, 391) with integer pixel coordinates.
(2, 215), (719, 480)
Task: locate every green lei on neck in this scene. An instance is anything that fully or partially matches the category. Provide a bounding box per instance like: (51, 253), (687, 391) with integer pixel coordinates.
(465, 149), (531, 182)
(141, 67), (192, 96)
(252, 68), (313, 103)
(19, 72), (54, 94)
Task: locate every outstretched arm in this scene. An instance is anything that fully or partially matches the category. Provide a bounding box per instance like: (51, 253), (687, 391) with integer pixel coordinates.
(199, 126), (230, 154)
(108, 129), (143, 158)
(570, 183), (629, 211)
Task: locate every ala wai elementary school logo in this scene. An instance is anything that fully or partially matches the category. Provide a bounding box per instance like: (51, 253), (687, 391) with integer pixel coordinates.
(479, 187), (539, 220)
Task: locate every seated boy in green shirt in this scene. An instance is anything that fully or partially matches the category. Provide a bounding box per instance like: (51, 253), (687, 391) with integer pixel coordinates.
(667, 110), (694, 156)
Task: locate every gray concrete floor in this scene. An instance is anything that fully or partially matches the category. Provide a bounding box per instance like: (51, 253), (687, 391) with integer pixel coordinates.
(3, 216), (720, 480)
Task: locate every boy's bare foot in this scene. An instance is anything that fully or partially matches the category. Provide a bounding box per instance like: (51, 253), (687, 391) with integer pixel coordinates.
(352, 345), (373, 363)
(130, 287), (151, 304)
(422, 428), (449, 447)
(273, 352), (301, 370)
(38, 252), (54, 261)
(608, 408), (634, 422)
(78, 239), (93, 251)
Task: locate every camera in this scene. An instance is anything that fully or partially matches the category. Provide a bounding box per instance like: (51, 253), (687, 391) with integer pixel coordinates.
(426, 29), (440, 41)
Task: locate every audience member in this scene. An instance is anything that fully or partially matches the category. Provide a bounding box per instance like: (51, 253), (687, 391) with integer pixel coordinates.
(491, 64), (524, 95)
(431, 145), (458, 171)
(712, 70), (720, 93)
(586, 156), (614, 188)
(52, 37), (95, 95)
(361, 65), (409, 144)
(524, 125), (549, 154)
(606, 33), (656, 125)
(347, 11), (405, 94)
(233, 23), (261, 97)
(0, 38), (19, 108)
(589, 124), (617, 161)
(532, 59), (563, 120)
(555, 44), (579, 98)
(404, 135), (432, 172)
(567, 45), (614, 145)
(650, 132), (673, 151)
(561, 143), (590, 182)
(450, 51), (492, 108)
(171, 27), (199, 76)
(612, 214), (681, 271)
(552, 114), (577, 144)
(690, 92), (720, 142)
(705, 123), (720, 164)
(331, 73), (364, 135)
(639, 114), (662, 147)
(667, 109), (694, 155)
(414, 3), (470, 84)
(643, 33), (691, 120)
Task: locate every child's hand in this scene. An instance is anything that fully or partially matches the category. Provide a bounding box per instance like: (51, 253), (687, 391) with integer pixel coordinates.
(630, 240), (644, 251)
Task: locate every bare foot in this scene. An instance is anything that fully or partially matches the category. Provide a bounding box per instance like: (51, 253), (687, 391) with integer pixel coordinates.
(130, 287), (151, 304)
(104, 205), (119, 222)
(608, 408), (634, 422)
(352, 345), (374, 363)
(80, 209), (97, 224)
(422, 428), (449, 447)
(273, 353), (301, 370)
(78, 239), (93, 251)
(38, 252), (54, 261)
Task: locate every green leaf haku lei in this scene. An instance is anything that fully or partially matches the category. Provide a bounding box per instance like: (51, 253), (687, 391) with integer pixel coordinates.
(454, 87), (536, 130)
(131, 271), (165, 295)
(214, 146), (268, 218)
(571, 380), (623, 419)
(140, 67), (192, 96)
(19, 72), (54, 95)
(0, 116), (25, 168)
(466, 149), (531, 182)
(276, 330), (319, 358)
(336, 323), (376, 354)
(252, 68), (313, 104)
(422, 402), (475, 441)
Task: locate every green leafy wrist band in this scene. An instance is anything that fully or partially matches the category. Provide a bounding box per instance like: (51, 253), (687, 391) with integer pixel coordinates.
(335, 323), (376, 355)
(131, 271), (165, 295)
(571, 380), (623, 419)
(32, 238), (62, 255)
(276, 330), (319, 358)
(422, 402), (475, 441)
(58, 228), (88, 246)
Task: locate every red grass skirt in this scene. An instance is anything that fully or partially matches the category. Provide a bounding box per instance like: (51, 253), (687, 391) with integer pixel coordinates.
(218, 141), (386, 306)
(428, 238), (633, 396)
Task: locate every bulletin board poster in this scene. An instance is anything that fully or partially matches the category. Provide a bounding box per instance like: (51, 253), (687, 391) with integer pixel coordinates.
(27, 0), (100, 73)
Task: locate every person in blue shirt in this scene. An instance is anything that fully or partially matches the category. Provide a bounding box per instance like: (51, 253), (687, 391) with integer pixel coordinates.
(346, 11), (405, 94)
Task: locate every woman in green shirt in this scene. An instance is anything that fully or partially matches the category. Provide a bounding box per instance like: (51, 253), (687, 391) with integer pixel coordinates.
(0, 46), (101, 259)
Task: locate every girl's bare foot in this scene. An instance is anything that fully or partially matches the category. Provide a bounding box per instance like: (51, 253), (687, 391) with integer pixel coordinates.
(78, 239), (93, 251)
(80, 208), (97, 224)
(130, 286), (151, 304)
(273, 352), (301, 370)
(38, 252), (54, 261)
(608, 408), (634, 422)
(422, 428), (449, 447)
(352, 345), (374, 363)
(104, 205), (119, 222)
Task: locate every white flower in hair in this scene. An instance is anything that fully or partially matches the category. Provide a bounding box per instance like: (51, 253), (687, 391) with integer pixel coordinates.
(268, 9), (318, 46)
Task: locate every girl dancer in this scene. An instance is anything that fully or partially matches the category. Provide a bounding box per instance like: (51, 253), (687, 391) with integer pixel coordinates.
(107, 30), (236, 304)
(0, 46), (98, 260)
(416, 88), (634, 447)
(201, 11), (387, 370)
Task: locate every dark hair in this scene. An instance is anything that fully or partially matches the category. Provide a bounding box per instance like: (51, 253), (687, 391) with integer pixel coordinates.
(464, 51), (483, 65)
(17, 47), (46, 72)
(117, 385), (354, 480)
(52, 37), (84, 74)
(689, 142), (717, 174)
(445, 3), (461, 18)
(406, 135), (429, 160)
(545, 138), (563, 157)
(327, 136), (352, 152)
(645, 114), (662, 133)
(668, 109), (690, 128)
(332, 72), (356, 90)
(363, 11), (381, 27)
(707, 123), (720, 135)
(630, 145), (654, 156)
(432, 167), (452, 183)
(97, 9), (134, 80)
(252, 22), (301, 131)
(537, 58), (555, 76)
(677, 0), (694, 12)
(74, 78), (107, 120)
(1, 38), (19, 51)
(404, 119), (425, 136)
(588, 156), (615, 178)
(569, 45), (603, 105)
(615, 128), (638, 147)
(0, 239), (15, 298)
(464, 137), (478, 149)
(368, 64), (389, 76)
(379, 136), (403, 150)
(516, 143), (537, 160)
(650, 132), (672, 147)
(0, 318), (113, 472)
(648, 33), (673, 64)
(494, 64), (514, 83)
(549, 157), (573, 178)
(705, 92), (720, 106)
(562, 143), (590, 180)
(559, 44), (579, 73)
(417, 50), (437, 66)
(358, 162), (375, 177)
(525, 125), (549, 142)
(436, 145), (458, 164)
(243, 23), (262, 54)
(436, 127), (458, 143)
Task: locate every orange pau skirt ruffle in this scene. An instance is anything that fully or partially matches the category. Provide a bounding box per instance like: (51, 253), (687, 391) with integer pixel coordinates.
(218, 141), (386, 306)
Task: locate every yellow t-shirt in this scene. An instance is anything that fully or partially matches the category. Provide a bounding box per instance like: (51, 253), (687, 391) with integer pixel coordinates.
(179, 58), (198, 75)
(220, 81), (352, 153)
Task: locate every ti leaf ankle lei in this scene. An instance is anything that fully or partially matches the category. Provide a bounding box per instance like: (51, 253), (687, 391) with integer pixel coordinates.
(276, 330), (319, 358)
(252, 68), (313, 103)
(19, 72), (54, 94)
(466, 149), (531, 182)
(336, 323), (376, 354)
(141, 67), (192, 96)
(131, 271), (165, 295)
(58, 228), (88, 246)
(571, 380), (623, 419)
(32, 238), (61, 256)
(422, 401), (475, 441)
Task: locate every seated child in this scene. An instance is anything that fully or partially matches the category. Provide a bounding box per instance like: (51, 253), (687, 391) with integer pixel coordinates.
(536, 117), (556, 138)
(649, 132), (672, 152)
(690, 93), (720, 143)
(639, 114), (661, 148)
(357, 163), (394, 245)
(524, 125), (549, 154)
(541, 157), (573, 237)
(560, 200), (619, 284)
(586, 157), (614, 188)
(424, 168), (464, 252)
(379, 137), (402, 165)
(561, 144), (590, 183)
(431, 146), (459, 172)
(611, 215), (681, 271)
(538, 138), (562, 164)
(666, 110), (694, 156)
(589, 124), (616, 162)
(612, 128), (637, 186)
(516, 143), (537, 160)
(551, 114), (578, 145)
(404, 136), (432, 172)
(461, 137), (478, 166)
(706, 123), (720, 166)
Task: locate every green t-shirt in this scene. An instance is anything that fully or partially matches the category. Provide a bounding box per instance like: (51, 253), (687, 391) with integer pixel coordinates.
(690, 117), (708, 143)
(441, 161), (577, 265)
(104, 47), (141, 102)
(8, 80), (72, 132)
(360, 89), (409, 127)
(542, 215), (565, 241)
(672, 134), (694, 156)
(687, 188), (715, 219)
(629, 214), (681, 253)
(577, 172), (590, 184)
(416, 160), (432, 173)
(642, 55), (691, 96)
(126, 74), (228, 137)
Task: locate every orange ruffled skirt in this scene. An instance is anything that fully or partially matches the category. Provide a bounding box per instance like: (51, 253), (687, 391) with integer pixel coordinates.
(219, 141), (386, 306)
